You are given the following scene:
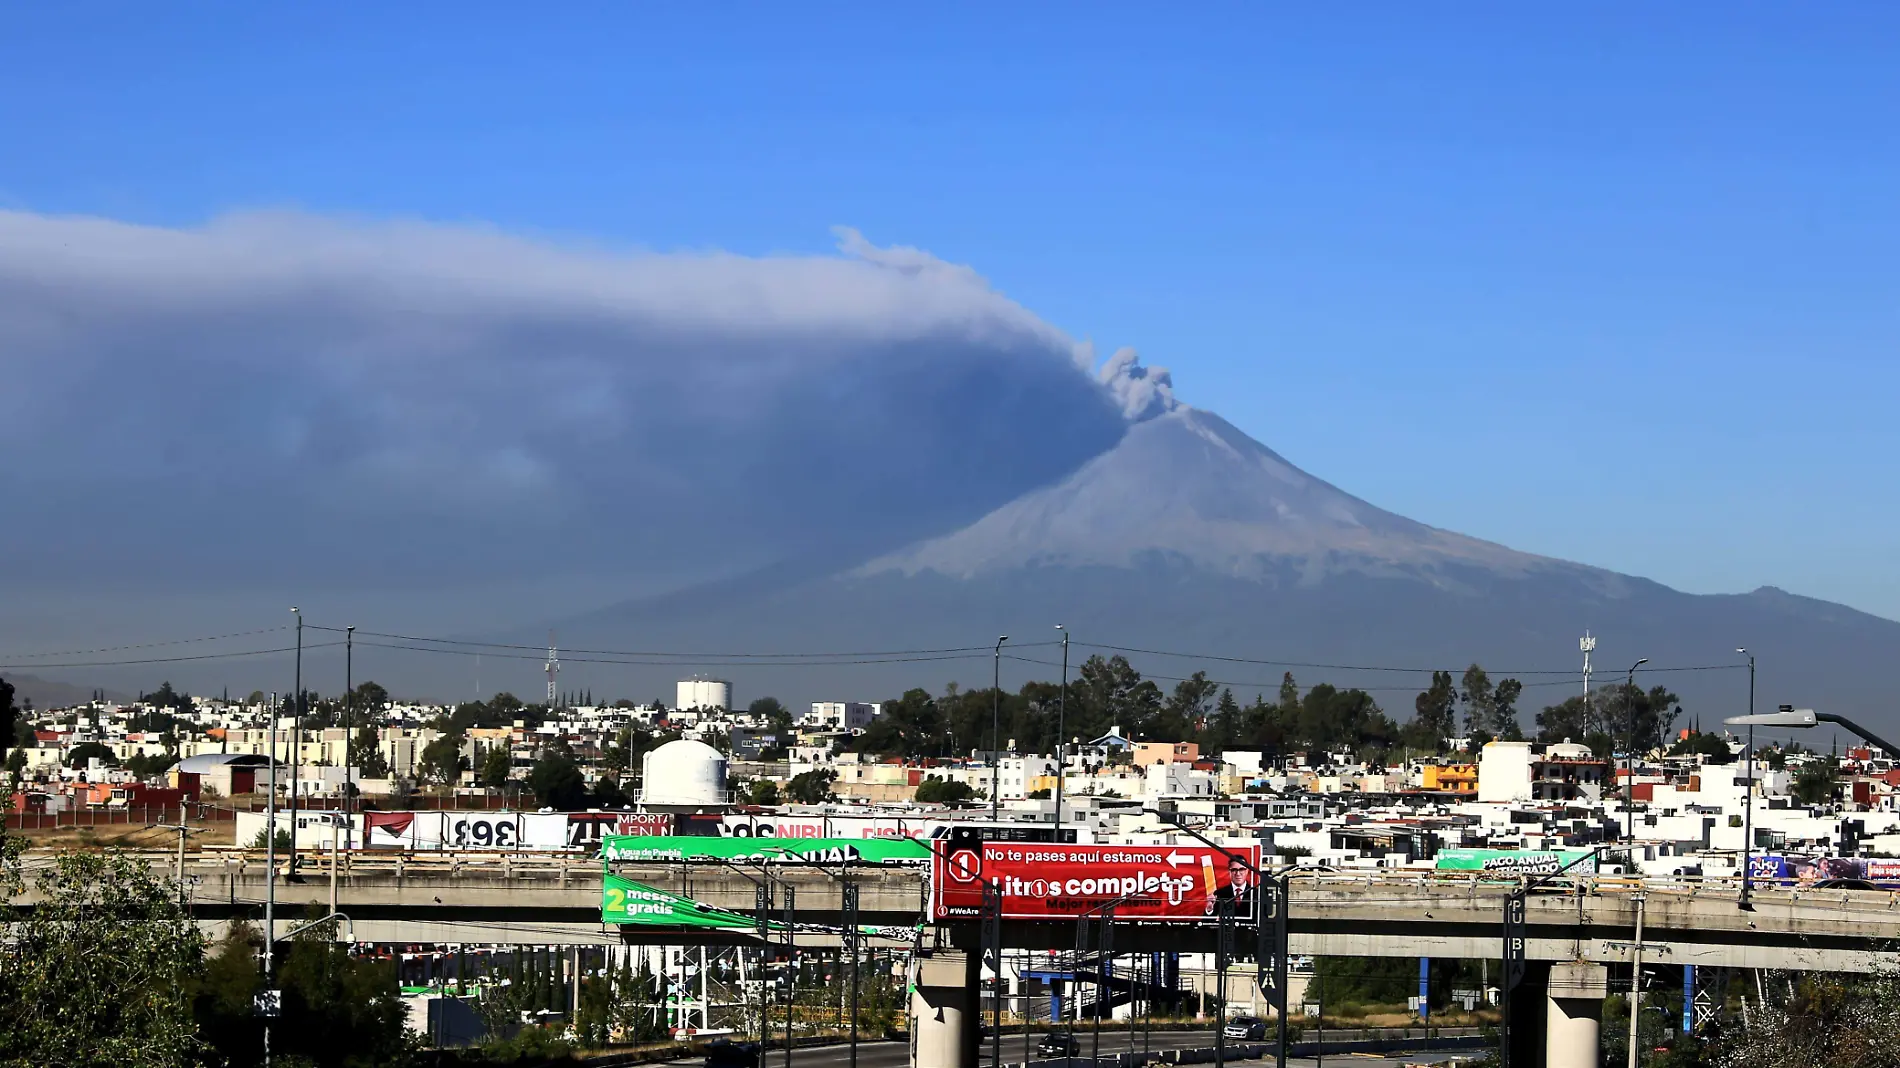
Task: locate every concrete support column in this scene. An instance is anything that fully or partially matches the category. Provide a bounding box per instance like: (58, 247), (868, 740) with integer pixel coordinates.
(1546, 962), (1609, 1068)
(911, 950), (980, 1068)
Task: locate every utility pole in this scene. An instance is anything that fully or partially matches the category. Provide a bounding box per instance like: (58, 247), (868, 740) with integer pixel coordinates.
(991, 635), (1009, 824)
(1737, 649), (1756, 909)
(1055, 625), (1069, 839)
(289, 607), (303, 878)
(344, 625), (354, 824)
(1626, 894), (1647, 1068)
(264, 688), (279, 1068)
(1625, 658), (1649, 844)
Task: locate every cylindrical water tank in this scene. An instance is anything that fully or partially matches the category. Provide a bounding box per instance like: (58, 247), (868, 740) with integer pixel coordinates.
(675, 678), (733, 712)
(641, 738), (729, 805)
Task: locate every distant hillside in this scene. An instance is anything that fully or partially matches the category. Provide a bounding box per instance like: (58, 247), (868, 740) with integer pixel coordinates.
(540, 408), (1900, 730)
(1, 673), (124, 712)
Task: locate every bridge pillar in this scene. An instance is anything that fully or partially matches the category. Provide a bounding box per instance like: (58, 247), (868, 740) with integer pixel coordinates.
(1545, 962), (1608, 1068)
(911, 950), (980, 1068)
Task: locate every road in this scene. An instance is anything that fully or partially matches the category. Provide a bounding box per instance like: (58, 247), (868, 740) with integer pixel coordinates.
(662, 1035), (1472, 1068)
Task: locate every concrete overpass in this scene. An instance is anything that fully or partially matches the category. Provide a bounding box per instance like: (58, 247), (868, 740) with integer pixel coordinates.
(81, 851), (1900, 973)
(28, 851), (1900, 1068)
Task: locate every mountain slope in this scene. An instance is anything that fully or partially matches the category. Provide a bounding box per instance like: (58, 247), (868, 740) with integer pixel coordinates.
(865, 407), (1614, 590)
(542, 408), (1899, 728)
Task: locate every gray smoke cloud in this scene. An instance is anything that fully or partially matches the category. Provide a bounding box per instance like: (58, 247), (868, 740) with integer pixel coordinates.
(0, 210), (1172, 607)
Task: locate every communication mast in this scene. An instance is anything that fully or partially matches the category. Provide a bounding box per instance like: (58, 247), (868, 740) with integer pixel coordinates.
(545, 631), (561, 711)
(1580, 632), (1597, 731)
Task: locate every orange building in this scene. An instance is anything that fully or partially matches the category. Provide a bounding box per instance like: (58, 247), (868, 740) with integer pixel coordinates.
(1421, 762), (1479, 794)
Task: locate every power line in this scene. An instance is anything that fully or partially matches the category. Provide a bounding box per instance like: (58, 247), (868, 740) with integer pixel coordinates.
(349, 637), (997, 670)
(305, 624), (1056, 661)
(1072, 641), (1746, 678)
(0, 641), (346, 671)
(0, 626), (293, 661)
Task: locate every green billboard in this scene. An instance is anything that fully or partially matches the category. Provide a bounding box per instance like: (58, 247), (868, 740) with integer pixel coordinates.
(601, 835), (930, 865)
(601, 874), (768, 928)
(1433, 849), (1596, 876)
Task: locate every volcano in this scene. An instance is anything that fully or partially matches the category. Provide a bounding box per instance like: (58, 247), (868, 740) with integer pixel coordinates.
(557, 407), (1899, 726)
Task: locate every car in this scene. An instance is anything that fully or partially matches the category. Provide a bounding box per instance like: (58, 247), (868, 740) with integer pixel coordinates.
(1037, 1034), (1082, 1057)
(704, 1040), (762, 1068)
(1223, 1016), (1268, 1040)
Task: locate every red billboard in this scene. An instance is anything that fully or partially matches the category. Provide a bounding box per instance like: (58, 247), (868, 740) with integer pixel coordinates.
(932, 841), (1261, 921)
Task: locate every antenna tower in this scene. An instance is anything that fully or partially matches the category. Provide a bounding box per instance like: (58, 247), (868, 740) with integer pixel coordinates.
(545, 632), (561, 711)
(1580, 632), (1597, 731)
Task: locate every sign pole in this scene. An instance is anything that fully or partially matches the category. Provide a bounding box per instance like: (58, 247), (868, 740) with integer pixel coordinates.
(782, 886), (795, 1068)
(844, 883), (860, 1068)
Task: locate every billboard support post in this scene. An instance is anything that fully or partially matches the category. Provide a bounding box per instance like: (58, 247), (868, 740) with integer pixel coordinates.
(1258, 873), (1289, 1068)
(1215, 896), (1234, 1068)
(843, 882), (860, 1068)
(1500, 845), (1613, 1067)
(782, 886), (795, 1068)
(982, 882), (1002, 1068)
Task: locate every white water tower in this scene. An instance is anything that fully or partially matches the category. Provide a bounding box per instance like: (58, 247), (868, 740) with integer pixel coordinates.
(676, 677), (732, 713)
(641, 738), (729, 805)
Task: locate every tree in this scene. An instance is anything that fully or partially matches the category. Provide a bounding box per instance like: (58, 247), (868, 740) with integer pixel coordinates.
(1669, 731), (1736, 765)
(349, 726), (390, 779)
(125, 751), (179, 779)
(1458, 665), (1493, 738)
(743, 779), (781, 806)
(0, 848), (207, 1065)
(140, 680), (192, 712)
(1708, 970), (1900, 1068)
(0, 677), (16, 796)
(1792, 761), (1839, 806)
(64, 740), (117, 768)
(191, 922), (264, 1062)
(271, 915), (416, 1067)
(529, 744), (589, 810)
(914, 776), (977, 805)
(786, 769), (836, 804)
(1413, 671), (1458, 748)
(418, 733), (467, 788)
(1155, 671), (1219, 741)
(1491, 677), (1524, 739)
(479, 746), (512, 789)
(749, 696), (794, 736)
(855, 688), (941, 756)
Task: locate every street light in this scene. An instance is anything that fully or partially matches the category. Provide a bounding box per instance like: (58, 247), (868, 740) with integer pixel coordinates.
(1736, 649), (1756, 909)
(290, 607), (304, 878)
(1055, 625), (1069, 840)
(991, 635), (1009, 824)
(1624, 658), (1649, 844)
(1726, 706), (1900, 760)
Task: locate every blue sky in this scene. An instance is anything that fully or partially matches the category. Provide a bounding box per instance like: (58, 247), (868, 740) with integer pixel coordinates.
(3, 4), (1896, 619)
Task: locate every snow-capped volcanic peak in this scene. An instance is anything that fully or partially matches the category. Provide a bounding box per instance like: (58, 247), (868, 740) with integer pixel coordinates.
(862, 406), (1555, 581)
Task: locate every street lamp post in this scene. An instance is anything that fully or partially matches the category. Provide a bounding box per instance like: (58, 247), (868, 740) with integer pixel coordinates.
(1624, 658), (1649, 844)
(1737, 649), (1756, 909)
(1055, 625), (1069, 839)
(1727, 708), (1900, 790)
(991, 635), (1009, 824)
(290, 608), (304, 877)
(344, 626), (355, 823)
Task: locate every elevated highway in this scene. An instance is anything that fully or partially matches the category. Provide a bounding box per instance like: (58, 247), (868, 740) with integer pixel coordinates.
(23, 850), (1900, 971)
(22, 850), (1900, 1067)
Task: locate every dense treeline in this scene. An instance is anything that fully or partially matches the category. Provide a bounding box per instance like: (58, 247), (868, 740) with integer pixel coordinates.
(851, 656), (1685, 763)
